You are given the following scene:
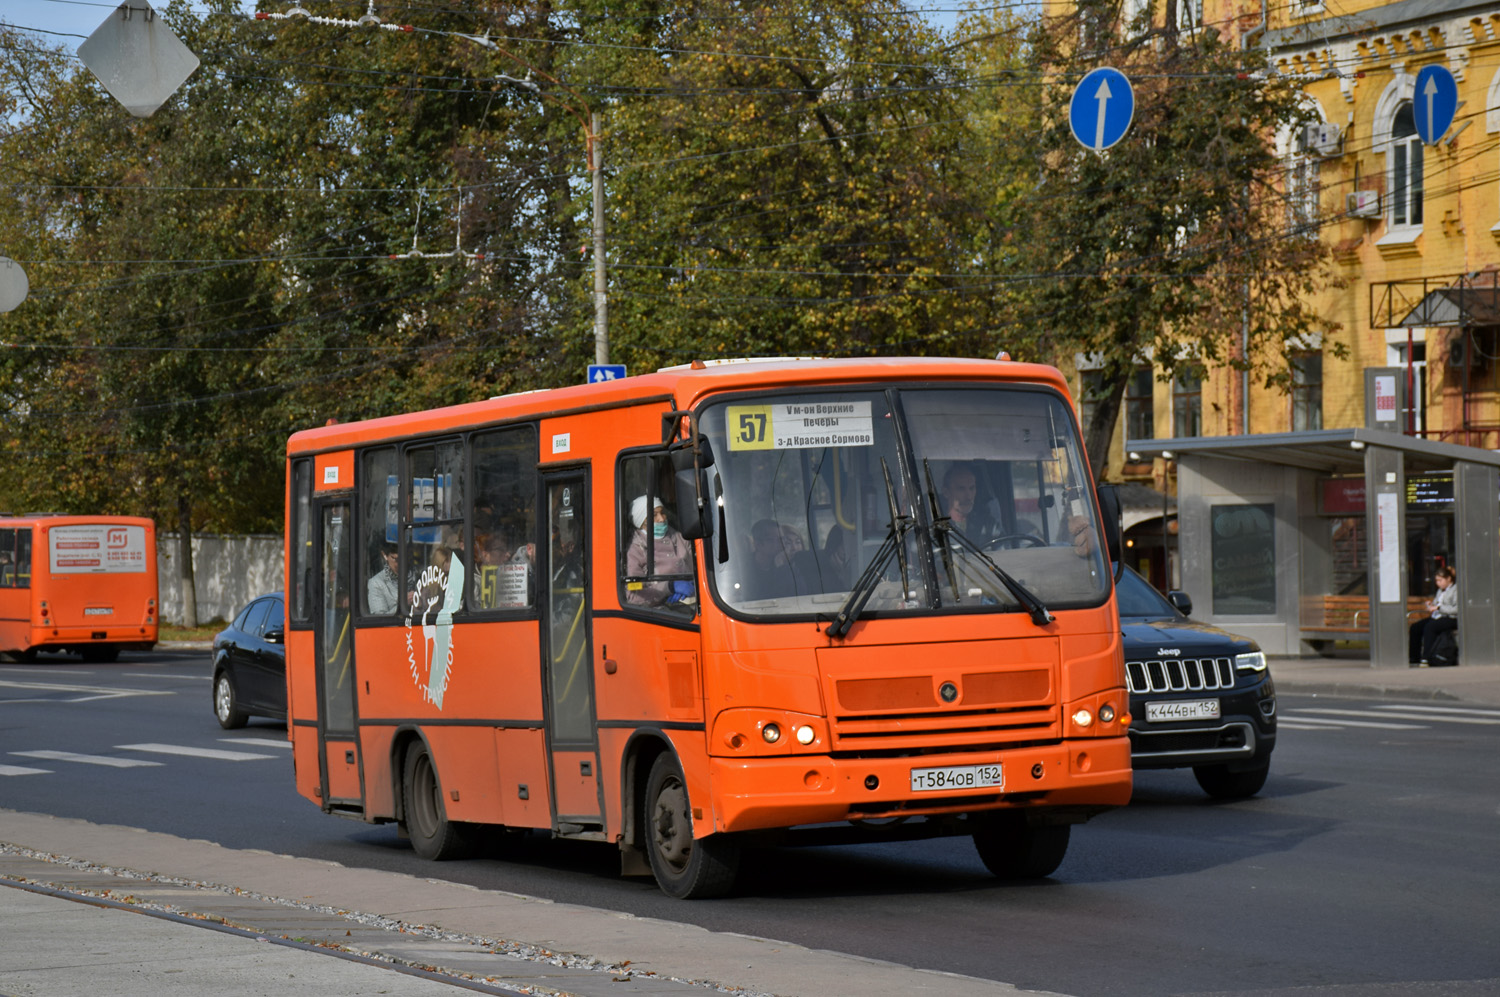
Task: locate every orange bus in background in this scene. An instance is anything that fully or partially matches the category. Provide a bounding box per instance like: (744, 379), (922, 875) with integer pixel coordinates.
(0, 514), (159, 663)
(284, 357), (1131, 897)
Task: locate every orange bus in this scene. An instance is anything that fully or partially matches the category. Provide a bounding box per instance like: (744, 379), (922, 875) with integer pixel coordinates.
(284, 357), (1131, 897)
(0, 514), (159, 663)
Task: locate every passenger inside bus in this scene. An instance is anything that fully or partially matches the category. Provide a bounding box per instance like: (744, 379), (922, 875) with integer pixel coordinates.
(367, 542), (400, 615)
(625, 495), (695, 609)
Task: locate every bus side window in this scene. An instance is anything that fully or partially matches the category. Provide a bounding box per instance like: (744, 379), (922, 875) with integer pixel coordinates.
(12, 529), (30, 588)
(0, 529), (14, 587)
(289, 459), (313, 623)
(405, 442), (466, 618)
(360, 448), (399, 616)
(470, 425), (538, 612)
(618, 454), (696, 614)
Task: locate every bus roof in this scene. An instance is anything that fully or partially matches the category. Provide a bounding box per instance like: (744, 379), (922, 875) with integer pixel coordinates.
(286, 355), (1070, 455)
(0, 513), (155, 528)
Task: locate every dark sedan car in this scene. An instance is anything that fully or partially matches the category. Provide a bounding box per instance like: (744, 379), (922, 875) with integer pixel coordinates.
(1117, 566), (1276, 799)
(211, 592), (286, 729)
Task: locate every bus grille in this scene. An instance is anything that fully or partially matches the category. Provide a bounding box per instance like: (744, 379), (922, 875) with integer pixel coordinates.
(1126, 657), (1234, 695)
(830, 706), (1058, 751)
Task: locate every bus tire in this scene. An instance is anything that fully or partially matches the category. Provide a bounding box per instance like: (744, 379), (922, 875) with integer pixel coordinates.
(1, 649), (37, 663)
(972, 810), (1070, 880)
(81, 645), (118, 663)
(644, 753), (739, 899)
(402, 742), (473, 861)
(213, 671), (247, 729)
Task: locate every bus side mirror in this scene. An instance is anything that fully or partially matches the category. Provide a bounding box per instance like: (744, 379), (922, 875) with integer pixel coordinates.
(669, 435), (715, 541)
(674, 467), (711, 541)
(1096, 484), (1123, 564)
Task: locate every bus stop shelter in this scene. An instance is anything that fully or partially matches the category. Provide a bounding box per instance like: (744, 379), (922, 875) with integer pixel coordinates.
(1125, 427), (1500, 666)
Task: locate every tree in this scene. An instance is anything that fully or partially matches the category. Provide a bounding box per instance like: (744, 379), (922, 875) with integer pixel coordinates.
(971, 0), (1339, 478)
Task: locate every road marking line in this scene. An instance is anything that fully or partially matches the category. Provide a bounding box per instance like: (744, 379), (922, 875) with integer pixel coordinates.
(123, 672), (212, 681)
(1275, 720), (1345, 730)
(10, 750), (163, 768)
(116, 742), (276, 761)
(1295, 707), (1500, 726)
(0, 764), (51, 776)
(1282, 714), (1425, 730)
(1372, 704), (1500, 718)
(0, 679), (174, 702)
(218, 738), (292, 749)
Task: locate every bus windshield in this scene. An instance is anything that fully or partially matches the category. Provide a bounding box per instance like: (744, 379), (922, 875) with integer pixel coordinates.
(698, 384), (1109, 620)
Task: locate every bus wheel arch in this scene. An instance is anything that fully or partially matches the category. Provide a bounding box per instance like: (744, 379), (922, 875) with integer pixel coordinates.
(399, 733), (475, 861)
(619, 731), (674, 876)
(641, 750), (740, 899)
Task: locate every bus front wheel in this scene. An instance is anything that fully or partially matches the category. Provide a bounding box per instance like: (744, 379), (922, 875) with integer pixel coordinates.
(644, 754), (739, 899)
(972, 810), (1070, 880)
(402, 742), (473, 861)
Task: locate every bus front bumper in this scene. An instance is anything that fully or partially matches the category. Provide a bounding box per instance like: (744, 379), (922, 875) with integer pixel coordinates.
(707, 737), (1132, 834)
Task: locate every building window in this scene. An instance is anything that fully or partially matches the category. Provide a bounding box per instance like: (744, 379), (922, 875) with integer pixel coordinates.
(1291, 353), (1323, 431)
(1079, 369), (1105, 432)
(1288, 128), (1321, 232)
(1125, 367), (1154, 440)
(1172, 369), (1202, 437)
(1389, 103), (1423, 229)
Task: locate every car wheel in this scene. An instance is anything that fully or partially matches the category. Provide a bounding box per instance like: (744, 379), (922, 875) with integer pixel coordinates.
(644, 753), (739, 899)
(972, 810), (1071, 879)
(213, 671), (247, 729)
(402, 742), (473, 861)
(1193, 758), (1270, 800)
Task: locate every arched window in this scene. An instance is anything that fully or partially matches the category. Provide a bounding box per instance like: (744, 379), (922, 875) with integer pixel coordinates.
(1390, 103), (1423, 228)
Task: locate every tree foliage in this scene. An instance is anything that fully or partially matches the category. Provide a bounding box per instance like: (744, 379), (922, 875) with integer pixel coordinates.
(972, 0), (1339, 477)
(0, 0), (1339, 538)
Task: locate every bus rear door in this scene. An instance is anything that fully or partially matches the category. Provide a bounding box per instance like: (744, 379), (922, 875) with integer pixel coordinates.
(313, 495), (363, 812)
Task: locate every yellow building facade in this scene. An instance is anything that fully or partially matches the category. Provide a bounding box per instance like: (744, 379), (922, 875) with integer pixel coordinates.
(1106, 0), (1500, 475)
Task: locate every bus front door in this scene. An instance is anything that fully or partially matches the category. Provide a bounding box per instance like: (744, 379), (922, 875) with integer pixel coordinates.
(542, 472), (604, 833)
(314, 499), (362, 812)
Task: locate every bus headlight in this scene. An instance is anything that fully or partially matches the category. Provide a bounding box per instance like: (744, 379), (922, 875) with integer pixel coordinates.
(795, 724), (816, 745)
(1072, 708), (1093, 728)
(761, 723), (781, 744)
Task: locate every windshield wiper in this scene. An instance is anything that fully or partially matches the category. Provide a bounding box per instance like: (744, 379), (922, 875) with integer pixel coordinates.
(828, 459), (912, 639)
(921, 459), (1052, 627)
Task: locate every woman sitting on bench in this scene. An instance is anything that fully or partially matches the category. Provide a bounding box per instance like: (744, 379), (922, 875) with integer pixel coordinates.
(1409, 565), (1457, 667)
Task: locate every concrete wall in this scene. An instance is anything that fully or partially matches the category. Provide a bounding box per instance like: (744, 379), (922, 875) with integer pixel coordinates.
(157, 534), (282, 626)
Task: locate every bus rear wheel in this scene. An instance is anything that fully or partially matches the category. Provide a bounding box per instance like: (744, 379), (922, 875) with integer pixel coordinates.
(972, 810), (1070, 880)
(81, 645), (118, 663)
(402, 742), (473, 861)
(643, 753), (739, 899)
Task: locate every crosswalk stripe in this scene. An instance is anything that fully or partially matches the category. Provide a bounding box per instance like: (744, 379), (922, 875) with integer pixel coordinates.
(1371, 704), (1500, 718)
(1281, 715), (1425, 730)
(11, 750), (163, 768)
(1295, 707), (1500, 726)
(218, 738), (292, 750)
(0, 764), (51, 776)
(116, 742), (276, 761)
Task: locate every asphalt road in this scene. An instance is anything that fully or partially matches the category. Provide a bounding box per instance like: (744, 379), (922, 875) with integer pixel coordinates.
(3, 649), (1498, 996)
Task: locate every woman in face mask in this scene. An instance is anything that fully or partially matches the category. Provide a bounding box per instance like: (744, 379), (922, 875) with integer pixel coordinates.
(625, 494), (695, 608)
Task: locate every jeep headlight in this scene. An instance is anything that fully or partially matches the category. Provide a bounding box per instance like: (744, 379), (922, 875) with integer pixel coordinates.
(1234, 651), (1267, 672)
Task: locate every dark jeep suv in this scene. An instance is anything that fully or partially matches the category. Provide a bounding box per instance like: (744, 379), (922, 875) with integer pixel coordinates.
(1116, 565), (1276, 798)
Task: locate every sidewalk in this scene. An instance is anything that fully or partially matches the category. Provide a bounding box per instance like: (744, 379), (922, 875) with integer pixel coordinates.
(3, 656), (1497, 997)
(1267, 654), (1500, 706)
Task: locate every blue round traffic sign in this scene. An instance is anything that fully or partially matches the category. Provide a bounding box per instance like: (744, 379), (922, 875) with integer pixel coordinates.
(1413, 64), (1458, 145)
(1069, 67), (1135, 152)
